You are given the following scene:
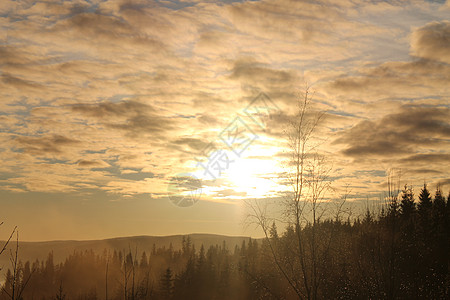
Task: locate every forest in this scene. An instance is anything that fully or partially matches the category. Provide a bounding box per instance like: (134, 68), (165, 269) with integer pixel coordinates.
(0, 184), (449, 299)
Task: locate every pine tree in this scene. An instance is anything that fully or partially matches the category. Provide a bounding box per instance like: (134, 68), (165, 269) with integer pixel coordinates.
(397, 185), (419, 297)
(270, 221), (279, 239)
(139, 251), (148, 268)
(55, 282), (66, 300)
(431, 186), (448, 293)
(400, 185), (415, 218)
(416, 184), (435, 296)
(432, 187), (446, 225)
(418, 184), (432, 235)
(197, 245), (205, 269)
(3, 269), (13, 297)
(160, 267), (173, 299)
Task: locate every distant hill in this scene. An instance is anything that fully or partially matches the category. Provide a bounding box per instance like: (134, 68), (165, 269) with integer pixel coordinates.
(0, 234), (251, 274)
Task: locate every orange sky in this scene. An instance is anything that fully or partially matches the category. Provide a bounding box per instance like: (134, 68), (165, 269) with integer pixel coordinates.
(0, 0), (449, 241)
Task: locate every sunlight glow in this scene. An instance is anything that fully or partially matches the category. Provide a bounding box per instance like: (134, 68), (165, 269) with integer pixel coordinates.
(224, 154), (284, 199)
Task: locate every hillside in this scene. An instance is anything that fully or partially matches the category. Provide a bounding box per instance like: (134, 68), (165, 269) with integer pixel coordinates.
(0, 233), (251, 273)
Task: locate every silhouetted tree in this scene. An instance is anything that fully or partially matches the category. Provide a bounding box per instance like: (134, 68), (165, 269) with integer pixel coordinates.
(418, 183), (432, 236)
(400, 184), (415, 219)
(159, 268), (173, 299)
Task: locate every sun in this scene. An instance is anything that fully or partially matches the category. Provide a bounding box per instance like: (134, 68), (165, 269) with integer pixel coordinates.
(224, 150), (283, 199)
(186, 144), (288, 202)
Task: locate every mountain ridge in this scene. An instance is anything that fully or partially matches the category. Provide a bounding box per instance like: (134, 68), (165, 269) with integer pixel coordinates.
(0, 233), (253, 275)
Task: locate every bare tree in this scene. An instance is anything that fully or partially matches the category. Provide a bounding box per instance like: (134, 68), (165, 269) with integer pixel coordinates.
(1, 230), (33, 300)
(0, 224), (16, 261)
(384, 169), (402, 299)
(247, 88), (341, 300)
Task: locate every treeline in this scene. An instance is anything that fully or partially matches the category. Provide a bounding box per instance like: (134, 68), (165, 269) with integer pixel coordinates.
(1, 184), (449, 299)
(0, 236), (257, 300)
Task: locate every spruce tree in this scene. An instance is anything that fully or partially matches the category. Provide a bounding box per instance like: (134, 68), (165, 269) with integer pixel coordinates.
(418, 184), (432, 231)
(431, 187), (448, 288)
(160, 267), (173, 299)
(270, 221), (279, 239)
(432, 187), (446, 223)
(400, 185), (415, 218)
(140, 251), (148, 268)
(416, 184), (434, 296)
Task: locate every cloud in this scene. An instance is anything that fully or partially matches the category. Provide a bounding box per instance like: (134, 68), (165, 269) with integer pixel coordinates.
(328, 59), (450, 100)
(437, 178), (450, 188)
(0, 46), (30, 65)
(1, 0), (449, 202)
(227, 0), (343, 42)
(72, 100), (176, 139)
(399, 153), (450, 164)
(326, 20), (450, 102)
(14, 134), (80, 155)
(335, 106), (450, 158)
(411, 21), (450, 64)
(108, 115), (175, 138)
(230, 58), (296, 85)
(72, 101), (153, 118)
(62, 12), (166, 49)
(1, 73), (43, 90)
(227, 57), (302, 108)
(214, 188), (247, 198)
(171, 137), (210, 152)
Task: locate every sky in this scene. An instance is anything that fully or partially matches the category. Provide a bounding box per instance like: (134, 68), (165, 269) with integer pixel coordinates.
(0, 0), (449, 241)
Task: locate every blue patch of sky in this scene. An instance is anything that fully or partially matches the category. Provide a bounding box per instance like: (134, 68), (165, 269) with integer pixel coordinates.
(109, 94), (135, 103)
(155, 0), (196, 10)
(9, 147), (24, 154)
(84, 149), (108, 154)
(120, 171), (156, 181)
(4, 96), (28, 113)
(355, 170), (386, 178)
(389, 96), (450, 108)
(174, 114), (196, 119)
(44, 50), (109, 64)
(37, 54), (82, 66)
(0, 178), (26, 190)
(327, 175), (345, 182)
(91, 164), (120, 176)
(91, 160), (156, 181)
(286, 59), (366, 81)
(51, 0), (102, 21)
(0, 103), (31, 133)
(4, 13), (29, 23)
(357, 36), (409, 63)
(155, 0), (256, 11)
(328, 110), (359, 118)
(358, 2), (448, 33)
(0, 172), (20, 181)
(76, 0), (101, 12)
(1, 99), (67, 134)
(36, 158), (69, 164)
(109, 71), (155, 82)
(82, 81), (90, 88)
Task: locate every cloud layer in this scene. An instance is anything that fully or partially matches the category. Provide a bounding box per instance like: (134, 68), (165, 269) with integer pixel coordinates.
(0, 0), (449, 240)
